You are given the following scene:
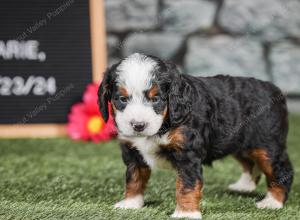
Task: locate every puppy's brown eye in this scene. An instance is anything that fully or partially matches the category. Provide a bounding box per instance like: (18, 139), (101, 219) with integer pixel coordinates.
(119, 96), (128, 104)
(150, 96), (160, 104)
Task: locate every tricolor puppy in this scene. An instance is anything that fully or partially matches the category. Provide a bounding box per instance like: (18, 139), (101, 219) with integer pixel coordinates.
(98, 53), (293, 219)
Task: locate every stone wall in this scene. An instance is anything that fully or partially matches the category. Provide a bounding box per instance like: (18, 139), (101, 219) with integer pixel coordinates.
(104, 0), (300, 95)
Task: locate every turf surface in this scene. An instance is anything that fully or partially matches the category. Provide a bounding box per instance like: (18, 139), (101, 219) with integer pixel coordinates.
(0, 115), (299, 220)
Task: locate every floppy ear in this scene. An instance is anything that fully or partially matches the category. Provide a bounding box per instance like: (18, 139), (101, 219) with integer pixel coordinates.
(168, 73), (193, 127)
(98, 63), (119, 122)
(98, 68), (111, 122)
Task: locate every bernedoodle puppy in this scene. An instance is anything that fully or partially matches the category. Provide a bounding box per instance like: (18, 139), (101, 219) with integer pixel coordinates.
(98, 53), (293, 219)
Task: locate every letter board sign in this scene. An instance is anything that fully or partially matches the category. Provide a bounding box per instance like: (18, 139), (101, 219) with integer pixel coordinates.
(0, 0), (106, 137)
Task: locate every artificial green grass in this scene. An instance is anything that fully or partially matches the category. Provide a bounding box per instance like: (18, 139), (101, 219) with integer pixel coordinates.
(0, 115), (299, 220)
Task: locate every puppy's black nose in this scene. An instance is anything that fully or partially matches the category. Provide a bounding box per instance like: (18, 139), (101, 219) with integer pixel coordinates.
(130, 121), (146, 132)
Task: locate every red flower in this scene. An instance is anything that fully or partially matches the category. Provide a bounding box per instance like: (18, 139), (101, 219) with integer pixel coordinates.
(67, 83), (117, 142)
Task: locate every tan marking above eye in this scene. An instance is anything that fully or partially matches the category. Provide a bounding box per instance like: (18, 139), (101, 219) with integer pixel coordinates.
(119, 86), (129, 97)
(147, 85), (159, 98)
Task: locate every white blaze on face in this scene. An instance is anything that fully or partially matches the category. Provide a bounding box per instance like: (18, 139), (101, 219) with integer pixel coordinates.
(115, 53), (164, 136)
(118, 53), (154, 94)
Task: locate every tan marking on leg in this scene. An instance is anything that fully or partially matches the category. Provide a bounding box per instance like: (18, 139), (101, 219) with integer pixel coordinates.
(125, 166), (151, 198)
(160, 127), (185, 151)
(249, 149), (285, 203)
(249, 149), (273, 176)
(169, 127), (184, 145)
(269, 183), (286, 203)
(176, 176), (202, 212)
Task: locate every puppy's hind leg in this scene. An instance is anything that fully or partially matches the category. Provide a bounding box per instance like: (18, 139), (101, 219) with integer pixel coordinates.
(249, 149), (293, 209)
(228, 152), (261, 192)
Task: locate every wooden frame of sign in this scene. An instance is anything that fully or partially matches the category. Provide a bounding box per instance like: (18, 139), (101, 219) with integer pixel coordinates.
(0, 0), (106, 138)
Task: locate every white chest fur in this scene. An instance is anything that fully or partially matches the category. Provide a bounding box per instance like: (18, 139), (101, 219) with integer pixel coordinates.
(119, 133), (172, 169)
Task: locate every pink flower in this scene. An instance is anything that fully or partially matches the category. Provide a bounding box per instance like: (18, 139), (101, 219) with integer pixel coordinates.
(67, 83), (117, 143)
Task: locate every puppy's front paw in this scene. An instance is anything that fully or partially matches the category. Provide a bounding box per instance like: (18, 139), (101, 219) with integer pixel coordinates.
(114, 195), (144, 209)
(171, 210), (202, 219)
